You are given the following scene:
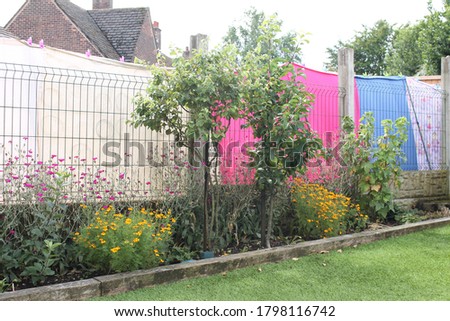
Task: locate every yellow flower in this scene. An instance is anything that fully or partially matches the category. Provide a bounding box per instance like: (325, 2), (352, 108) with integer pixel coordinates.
(133, 238), (140, 243)
(125, 218), (132, 225)
(110, 246), (121, 253)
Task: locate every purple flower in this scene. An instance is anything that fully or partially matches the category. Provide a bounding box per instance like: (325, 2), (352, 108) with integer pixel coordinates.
(24, 183), (34, 188)
(39, 39), (44, 49)
(119, 173), (125, 180)
(86, 49), (91, 58)
(27, 37), (32, 46)
(58, 158), (65, 162)
(120, 56), (125, 62)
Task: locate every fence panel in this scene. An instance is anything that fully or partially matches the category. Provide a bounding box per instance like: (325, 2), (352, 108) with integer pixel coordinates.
(0, 63), (185, 203)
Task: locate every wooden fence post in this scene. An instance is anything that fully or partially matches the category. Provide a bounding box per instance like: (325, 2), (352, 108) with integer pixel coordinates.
(442, 56), (450, 198)
(338, 48), (355, 128)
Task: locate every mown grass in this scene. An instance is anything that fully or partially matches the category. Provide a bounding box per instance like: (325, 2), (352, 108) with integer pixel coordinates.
(94, 225), (450, 301)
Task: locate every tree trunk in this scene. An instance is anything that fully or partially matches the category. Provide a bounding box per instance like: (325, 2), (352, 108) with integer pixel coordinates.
(266, 194), (274, 249)
(259, 187), (268, 248)
(202, 141), (210, 251)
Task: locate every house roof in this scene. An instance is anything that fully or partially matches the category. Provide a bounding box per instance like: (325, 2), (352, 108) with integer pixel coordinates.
(55, 0), (120, 59)
(0, 26), (14, 38)
(88, 8), (155, 63)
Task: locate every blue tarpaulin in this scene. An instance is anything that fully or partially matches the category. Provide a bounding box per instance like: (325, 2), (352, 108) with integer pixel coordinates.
(355, 76), (418, 171)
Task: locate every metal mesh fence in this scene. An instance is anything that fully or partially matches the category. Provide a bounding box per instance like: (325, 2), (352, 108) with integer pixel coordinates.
(0, 62), (187, 203)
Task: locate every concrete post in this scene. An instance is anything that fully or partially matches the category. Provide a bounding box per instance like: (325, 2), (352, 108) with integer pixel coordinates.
(442, 56), (450, 197)
(338, 48), (355, 128)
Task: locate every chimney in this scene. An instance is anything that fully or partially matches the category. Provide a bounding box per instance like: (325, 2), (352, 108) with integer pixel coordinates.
(93, 0), (113, 10)
(153, 21), (161, 51)
(190, 34), (208, 52)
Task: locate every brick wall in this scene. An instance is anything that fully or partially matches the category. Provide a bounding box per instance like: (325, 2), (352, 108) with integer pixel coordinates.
(134, 11), (157, 64)
(6, 0), (101, 57)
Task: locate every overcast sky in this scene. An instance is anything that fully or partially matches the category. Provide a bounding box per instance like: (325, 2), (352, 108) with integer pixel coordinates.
(0, 0), (445, 70)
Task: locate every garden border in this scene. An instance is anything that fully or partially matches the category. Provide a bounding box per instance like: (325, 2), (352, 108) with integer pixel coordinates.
(2, 216), (450, 301)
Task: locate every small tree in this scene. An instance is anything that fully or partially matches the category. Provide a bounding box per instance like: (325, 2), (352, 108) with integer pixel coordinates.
(239, 16), (321, 248)
(131, 45), (242, 251)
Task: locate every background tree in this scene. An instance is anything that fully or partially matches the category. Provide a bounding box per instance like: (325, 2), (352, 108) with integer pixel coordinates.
(385, 23), (424, 76)
(417, 2), (450, 74)
(326, 1), (450, 76)
(224, 7), (304, 63)
(325, 20), (394, 75)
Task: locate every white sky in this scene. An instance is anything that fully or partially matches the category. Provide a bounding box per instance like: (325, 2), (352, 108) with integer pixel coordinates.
(0, 0), (445, 70)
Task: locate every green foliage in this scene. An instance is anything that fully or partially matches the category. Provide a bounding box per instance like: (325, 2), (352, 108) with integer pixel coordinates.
(291, 180), (368, 240)
(20, 240), (62, 286)
(325, 20), (394, 75)
(223, 8), (304, 62)
(131, 45), (242, 144)
(385, 23), (424, 76)
(327, 4), (450, 76)
(341, 113), (408, 221)
(417, 3), (450, 74)
(73, 205), (174, 273)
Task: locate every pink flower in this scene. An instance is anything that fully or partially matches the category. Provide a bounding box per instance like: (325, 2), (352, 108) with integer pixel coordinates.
(109, 196), (116, 201)
(146, 181), (151, 185)
(120, 56), (125, 62)
(24, 183), (34, 188)
(58, 158), (65, 162)
(27, 37), (32, 46)
(23, 137), (28, 141)
(37, 161), (43, 165)
(86, 49), (91, 58)
(119, 173), (125, 180)
(39, 39), (44, 48)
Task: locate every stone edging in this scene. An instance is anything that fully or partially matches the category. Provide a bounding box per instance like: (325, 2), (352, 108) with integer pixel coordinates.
(2, 216), (450, 301)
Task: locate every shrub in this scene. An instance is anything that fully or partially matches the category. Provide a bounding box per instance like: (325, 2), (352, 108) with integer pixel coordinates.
(0, 141), (158, 285)
(73, 205), (175, 273)
(340, 113), (408, 221)
(291, 179), (368, 240)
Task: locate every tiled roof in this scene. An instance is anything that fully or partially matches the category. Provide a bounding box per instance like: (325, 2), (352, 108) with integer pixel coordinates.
(0, 26), (13, 38)
(88, 8), (155, 63)
(55, 0), (120, 59)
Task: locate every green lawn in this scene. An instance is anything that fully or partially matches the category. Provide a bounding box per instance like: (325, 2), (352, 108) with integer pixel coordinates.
(95, 225), (450, 301)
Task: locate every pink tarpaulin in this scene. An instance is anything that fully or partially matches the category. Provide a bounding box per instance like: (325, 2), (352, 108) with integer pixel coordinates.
(218, 64), (360, 184)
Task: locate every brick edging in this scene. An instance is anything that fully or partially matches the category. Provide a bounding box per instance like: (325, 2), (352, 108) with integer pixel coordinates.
(2, 216), (450, 301)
